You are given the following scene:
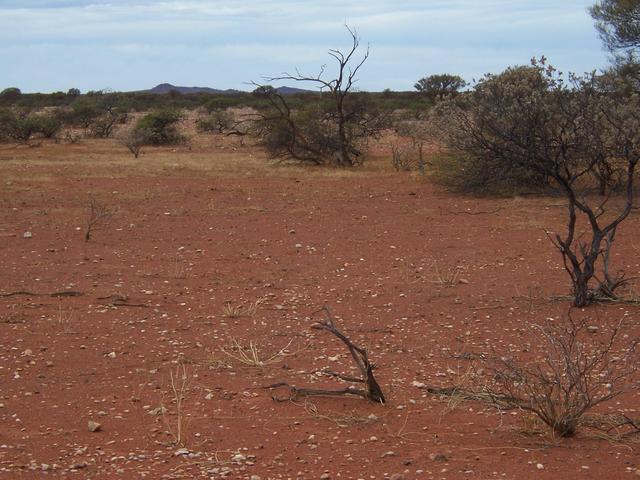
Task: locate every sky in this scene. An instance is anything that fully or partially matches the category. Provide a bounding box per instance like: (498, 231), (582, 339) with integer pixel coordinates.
(0, 0), (611, 93)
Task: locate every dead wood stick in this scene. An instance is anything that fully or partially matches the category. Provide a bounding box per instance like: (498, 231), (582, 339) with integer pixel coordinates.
(0, 291), (83, 298)
(265, 307), (385, 404)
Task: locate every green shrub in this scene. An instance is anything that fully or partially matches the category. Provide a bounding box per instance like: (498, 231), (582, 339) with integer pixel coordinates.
(0, 109), (62, 142)
(134, 109), (184, 145)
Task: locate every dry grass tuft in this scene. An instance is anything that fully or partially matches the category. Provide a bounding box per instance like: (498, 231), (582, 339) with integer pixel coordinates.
(220, 338), (293, 367)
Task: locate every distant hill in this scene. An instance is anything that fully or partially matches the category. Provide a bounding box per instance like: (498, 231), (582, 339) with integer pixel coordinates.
(275, 86), (315, 95)
(137, 83), (313, 96)
(139, 83), (241, 95)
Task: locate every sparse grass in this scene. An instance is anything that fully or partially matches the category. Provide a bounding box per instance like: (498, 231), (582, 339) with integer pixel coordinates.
(54, 302), (75, 334)
(173, 254), (187, 279)
(431, 261), (464, 287)
(221, 301), (243, 318)
(303, 400), (379, 428)
(220, 338), (293, 367)
(160, 360), (195, 447)
(221, 297), (266, 318)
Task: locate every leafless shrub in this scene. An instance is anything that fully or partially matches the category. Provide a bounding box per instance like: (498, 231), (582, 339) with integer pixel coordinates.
(484, 313), (639, 438)
(392, 119), (430, 174)
(84, 197), (114, 242)
(119, 128), (149, 158)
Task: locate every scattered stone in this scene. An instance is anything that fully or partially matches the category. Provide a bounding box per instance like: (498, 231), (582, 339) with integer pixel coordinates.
(536, 463), (544, 470)
(107, 352), (116, 359)
(174, 448), (189, 456)
(381, 451), (396, 458)
(390, 475), (405, 480)
(231, 453), (246, 463)
(71, 462), (87, 469)
(320, 474), (330, 480)
(23, 231), (33, 239)
(411, 380), (426, 388)
(87, 421), (102, 432)
(250, 476), (261, 480)
(148, 406), (167, 416)
(458, 278), (469, 284)
(587, 326), (599, 334)
(429, 453), (449, 462)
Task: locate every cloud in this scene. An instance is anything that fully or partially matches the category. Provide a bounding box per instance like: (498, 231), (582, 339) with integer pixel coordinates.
(0, 0), (608, 92)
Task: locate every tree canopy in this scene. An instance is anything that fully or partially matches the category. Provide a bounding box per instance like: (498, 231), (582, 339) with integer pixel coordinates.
(590, 0), (640, 54)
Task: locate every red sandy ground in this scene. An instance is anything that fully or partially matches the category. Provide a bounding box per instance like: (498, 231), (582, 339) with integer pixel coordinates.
(0, 137), (639, 479)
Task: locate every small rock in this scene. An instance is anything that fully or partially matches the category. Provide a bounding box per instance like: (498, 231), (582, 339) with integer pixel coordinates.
(459, 278), (469, 284)
(320, 474), (330, 480)
(231, 453), (246, 463)
(411, 380), (426, 388)
(23, 231), (33, 239)
(587, 326), (599, 334)
(390, 475), (405, 480)
(536, 463), (544, 470)
(381, 451), (396, 458)
(429, 453), (449, 462)
(107, 352), (116, 359)
(87, 421), (102, 432)
(174, 448), (189, 456)
(148, 406), (167, 416)
(71, 462), (87, 469)
(250, 476), (261, 480)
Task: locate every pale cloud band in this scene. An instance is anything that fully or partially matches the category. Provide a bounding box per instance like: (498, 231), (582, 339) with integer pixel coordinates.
(0, 0), (607, 92)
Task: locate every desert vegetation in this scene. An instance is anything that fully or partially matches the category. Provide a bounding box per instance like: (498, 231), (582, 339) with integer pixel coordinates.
(0, 2), (639, 478)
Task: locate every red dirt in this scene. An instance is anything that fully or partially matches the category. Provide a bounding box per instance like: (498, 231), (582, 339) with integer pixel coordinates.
(0, 139), (639, 479)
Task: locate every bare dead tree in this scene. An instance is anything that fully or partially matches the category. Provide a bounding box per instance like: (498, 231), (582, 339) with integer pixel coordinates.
(251, 86), (325, 164)
(84, 197), (113, 242)
(266, 307), (385, 404)
(253, 26), (385, 167)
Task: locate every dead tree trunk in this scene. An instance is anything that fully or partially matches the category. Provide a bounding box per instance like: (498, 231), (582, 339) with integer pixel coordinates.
(266, 307), (385, 404)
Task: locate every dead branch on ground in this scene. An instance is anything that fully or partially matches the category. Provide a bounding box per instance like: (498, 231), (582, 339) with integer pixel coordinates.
(265, 307), (385, 404)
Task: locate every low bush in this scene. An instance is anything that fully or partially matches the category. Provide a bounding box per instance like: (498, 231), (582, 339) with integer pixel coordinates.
(133, 109), (184, 145)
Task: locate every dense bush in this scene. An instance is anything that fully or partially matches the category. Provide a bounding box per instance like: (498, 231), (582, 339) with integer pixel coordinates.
(433, 59), (640, 306)
(414, 73), (466, 100)
(0, 108), (62, 142)
(133, 109), (184, 145)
